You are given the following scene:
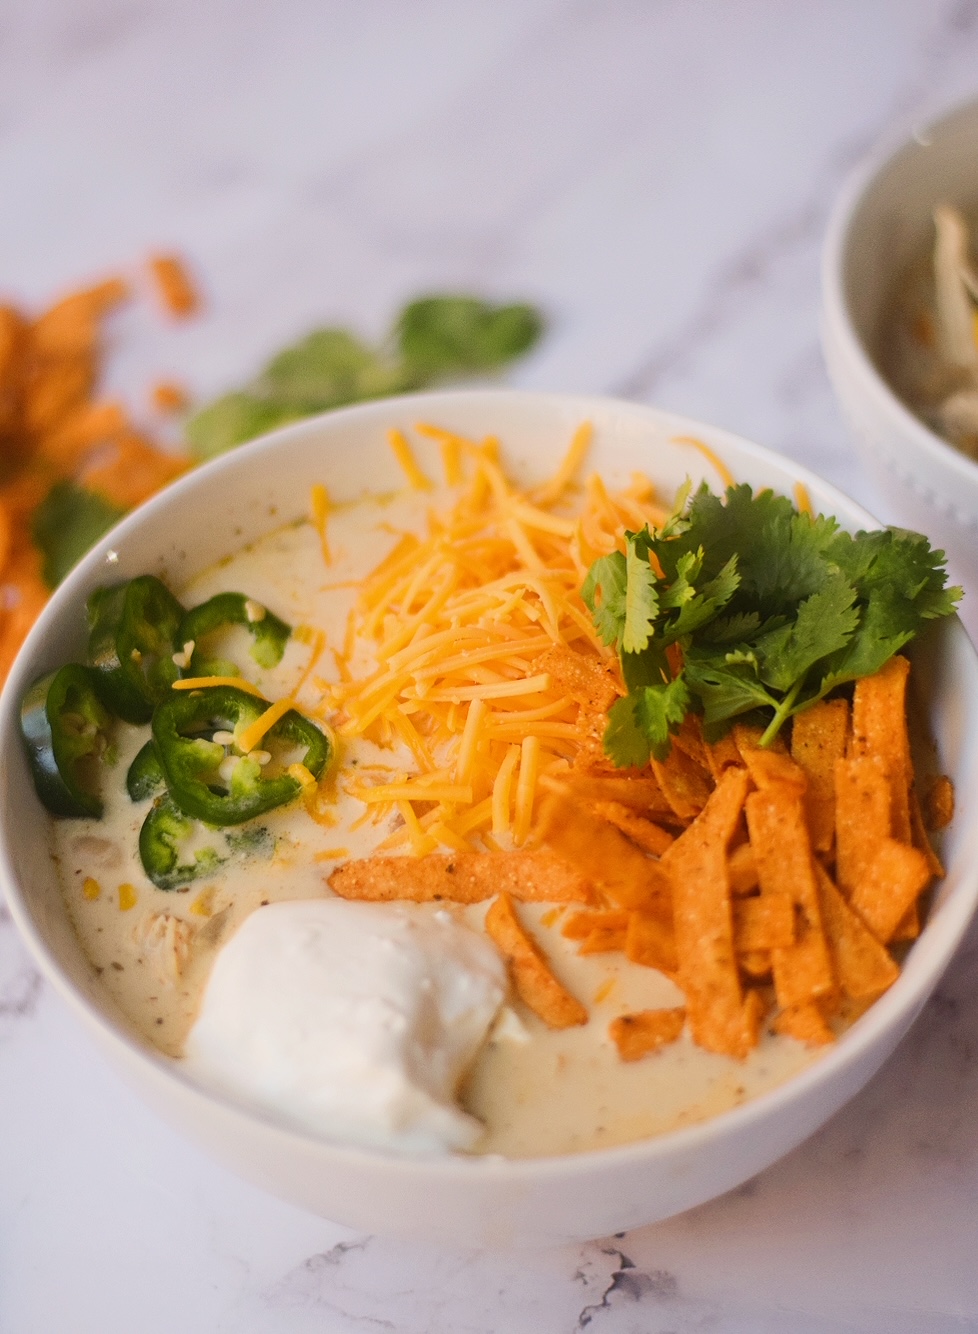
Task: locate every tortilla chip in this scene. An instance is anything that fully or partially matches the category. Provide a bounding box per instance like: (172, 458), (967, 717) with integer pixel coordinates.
(329, 849), (593, 905)
(851, 656), (912, 842)
(609, 1008), (685, 1061)
(485, 891), (588, 1028)
(738, 949), (772, 980)
(660, 767), (757, 1058)
(834, 756), (892, 899)
(745, 785), (835, 1010)
(772, 1002), (834, 1046)
(537, 793), (670, 911)
(790, 697), (850, 854)
(704, 731), (743, 781)
(733, 720), (788, 757)
(848, 837), (931, 943)
(910, 787), (945, 879)
(733, 893), (795, 952)
(814, 862), (899, 1001)
(624, 910), (679, 977)
(922, 774), (954, 833)
(542, 771), (674, 819)
(592, 800), (675, 855)
(652, 744), (713, 822)
(728, 841), (759, 895)
(561, 908), (630, 954)
(738, 745), (807, 795)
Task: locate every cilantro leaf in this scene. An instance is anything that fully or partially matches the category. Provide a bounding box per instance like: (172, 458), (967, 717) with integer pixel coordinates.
(581, 551), (628, 649)
(397, 296), (543, 377)
(754, 577), (859, 693)
(603, 677), (691, 767)
(32, 482), (126, 588)
(622, 536), (659, 653)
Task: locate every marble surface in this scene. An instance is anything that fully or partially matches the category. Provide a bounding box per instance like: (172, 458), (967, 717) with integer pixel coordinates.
(4, 2), (978, 1330)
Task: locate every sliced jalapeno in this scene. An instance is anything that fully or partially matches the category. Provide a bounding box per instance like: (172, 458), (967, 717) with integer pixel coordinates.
(21, 664), (112, 818)
(87, 575), (185, 724)
(179, 592), (292, 675)
(151, 684), (331, 827)
(138, 795), (226, 890)
(126, 739), (167, 802)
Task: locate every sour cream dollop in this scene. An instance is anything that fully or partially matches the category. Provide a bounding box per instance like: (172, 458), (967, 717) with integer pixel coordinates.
(181, 898), (507, 1154)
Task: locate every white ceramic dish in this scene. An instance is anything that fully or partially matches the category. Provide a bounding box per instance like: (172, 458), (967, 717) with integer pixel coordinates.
(2, 390), (977, 1248)
(822, 95), (978, 639)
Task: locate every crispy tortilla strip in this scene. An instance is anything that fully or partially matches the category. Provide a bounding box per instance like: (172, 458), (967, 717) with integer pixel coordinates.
(625, 910), (678, 977)
(745, 786), (836, 1011)
(704, 731), (742, 781)
(537, 793), (670, 911)
(535, 644), (620, 761)
(910, 787), (945, 878)
(890, 901), (921, 942)
(561, 909), (629, 954)
(670, 713), (709, 770)
(834, 756), (892, 899)
(609, 1008), (685, 1061)
(22, 352), (94, 435)
(485, 891), (587, 1029)
(790, 697), (850, 854)
(772, 1002), (834, 1046)
(733, 720), (788, 757)
(814, 862), (899, 1001)
(660, 767), (758, 1058)
(329, 849), (592, 905)
(728, 842), (759, 895)
(849, 837), (930, 944)
(738, 745), (807, 795)
(652, 745), (713, 822)
(733, 893), (795, 952)
(78, 431), (189, 509)
(851, 656), (912, 843)
(922, 774), (955, 833)
(148, 253), (200, 317)
(30, 278), (128, 356)
(592, 800), (675, 855)
(542, 771), (674, 818)
(738, 949), (772, 980)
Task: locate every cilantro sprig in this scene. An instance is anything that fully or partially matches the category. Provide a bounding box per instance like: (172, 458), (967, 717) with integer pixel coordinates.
(582, 482), (961, 766)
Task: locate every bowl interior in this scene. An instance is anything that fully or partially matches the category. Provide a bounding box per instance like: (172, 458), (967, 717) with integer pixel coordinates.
(2, 390), (978, 1240)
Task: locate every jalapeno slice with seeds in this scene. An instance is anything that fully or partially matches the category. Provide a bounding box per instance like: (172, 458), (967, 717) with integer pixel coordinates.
(138, 795), (227, 890)
(87, 575), (185, 724)
(178, 592), (292, 675)
(151, 684), (331, 827)
(20, 663), (112, 818)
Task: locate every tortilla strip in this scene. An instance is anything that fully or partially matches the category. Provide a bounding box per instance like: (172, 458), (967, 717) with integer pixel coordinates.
(745, 785), (836, 1010)
(485, 892), (588, 1029)
(660, 767), (758, 1058)
(850, 656), (912, 843)
(592, 800), (675, 855)
(848, 837), (931, 943)
(535, 644), (620, 761)
(652, 744), (713, 822)
(536, 794), (670, 911)
(922, 774), (954, 832)
(541, 771), (674, 818)
(814, 862), (899, 1001)
(609, 1008), (685, 1061)
(910, 787), (945, 879)
(738, 745), (807, 795)
(624, 910), (679, 977)
(733, 720), (788, 757)
(329, 849), (592, 905)
(790, 697), (850, 854)
(834, 756), (892, 899)
(733, 893), (795, 952)
(728, 842), (759, 895)
(772, 1002), (834, 1046)
(704, 732), (742, 781)
(738, 949), (772, 980)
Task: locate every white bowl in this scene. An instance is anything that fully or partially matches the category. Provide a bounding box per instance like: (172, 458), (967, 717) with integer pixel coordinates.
(2, 390), (977, 1248)
(822, 96), (978, 639)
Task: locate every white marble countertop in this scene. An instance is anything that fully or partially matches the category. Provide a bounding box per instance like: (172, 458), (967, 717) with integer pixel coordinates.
(4, 3), (978, 1330)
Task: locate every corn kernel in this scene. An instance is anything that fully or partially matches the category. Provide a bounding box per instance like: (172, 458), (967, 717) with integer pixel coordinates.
(118, 883), (138, 912)
(82, 876), (101, 901)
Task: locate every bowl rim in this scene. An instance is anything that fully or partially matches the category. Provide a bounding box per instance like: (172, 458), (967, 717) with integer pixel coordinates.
(3, 386), (977, 1182)
(821, 92), (978, 507)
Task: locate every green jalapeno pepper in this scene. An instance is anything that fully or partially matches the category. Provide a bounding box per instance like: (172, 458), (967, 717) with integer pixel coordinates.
(139, 795), (226, 890)
(20, 664), (113, 818)
(151, 684), (331, 826)
(126, 739), (167, 802)
(87, 575), (185, 724)
(178, 592), (292, 675)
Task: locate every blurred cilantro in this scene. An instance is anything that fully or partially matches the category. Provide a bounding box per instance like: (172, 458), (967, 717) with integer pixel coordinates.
(582, 482), (962, 764)
(186, 294), (545, 461)
(33, 482), (126, 588)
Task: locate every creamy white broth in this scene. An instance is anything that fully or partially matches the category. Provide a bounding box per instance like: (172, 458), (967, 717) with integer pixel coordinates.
(53, 488), (820, 1158)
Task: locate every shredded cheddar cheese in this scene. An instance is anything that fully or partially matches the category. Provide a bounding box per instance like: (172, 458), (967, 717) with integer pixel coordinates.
(315, 423), (668, 854)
